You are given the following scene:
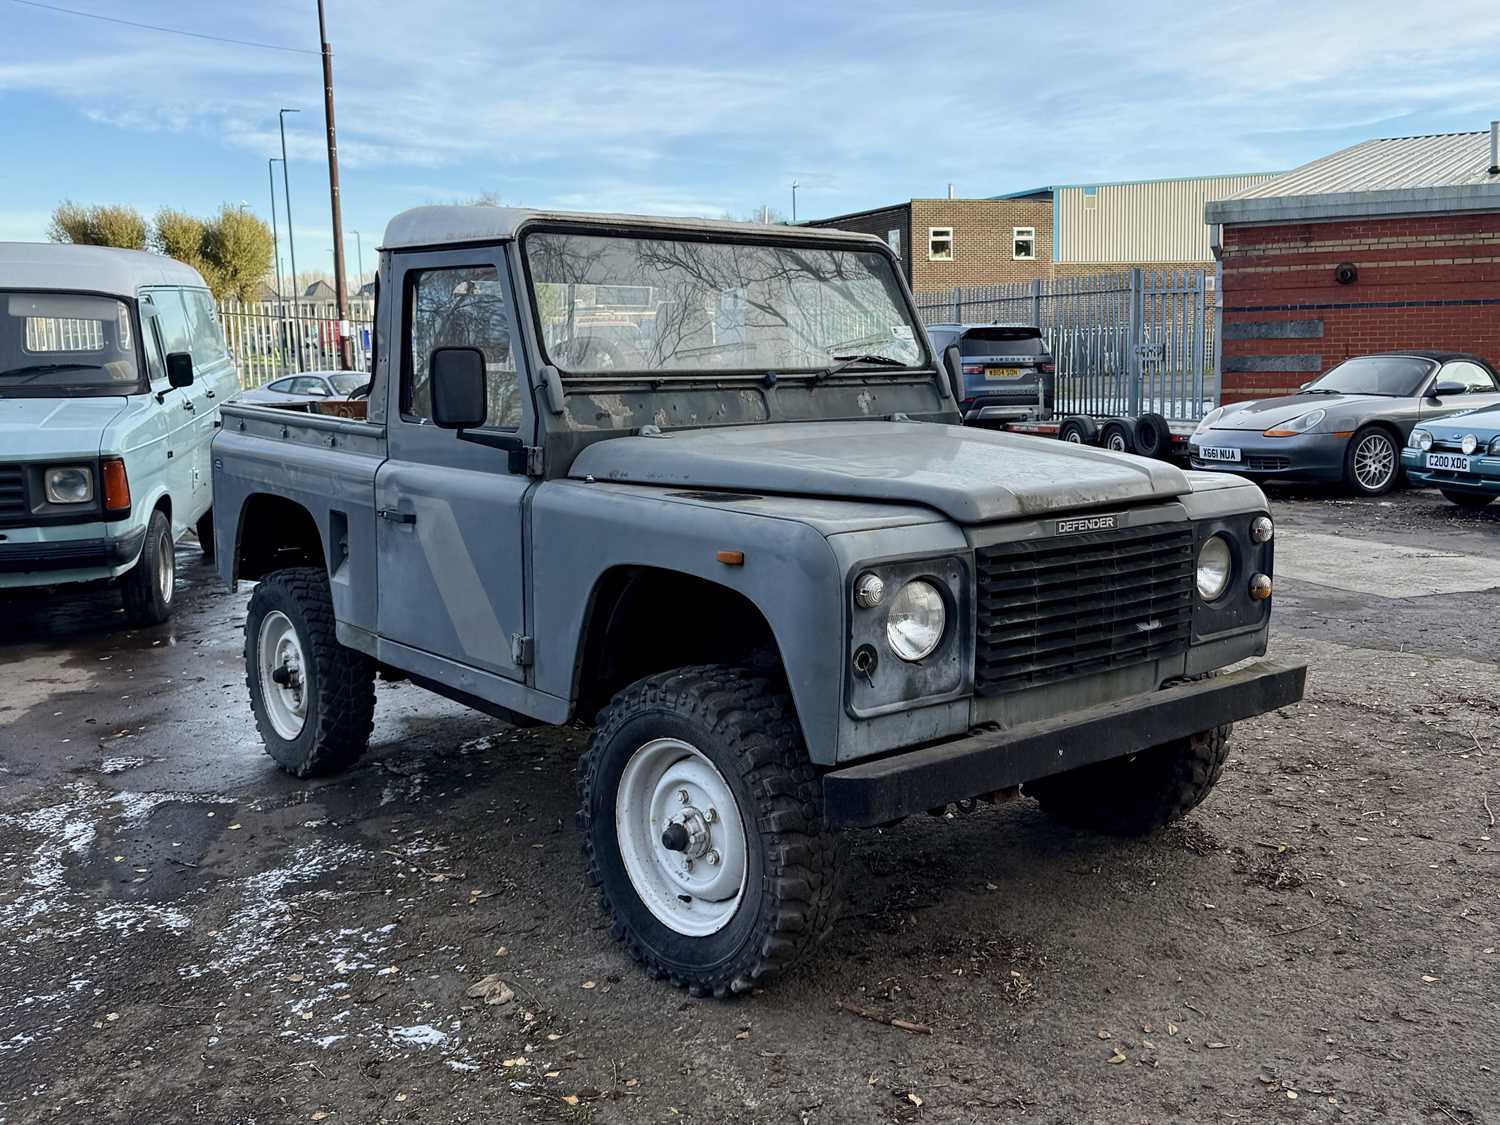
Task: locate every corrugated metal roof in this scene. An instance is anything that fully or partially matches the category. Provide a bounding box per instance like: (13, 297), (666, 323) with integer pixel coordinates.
(1232, 132), (1496, 196)
(1208, 129), (1500, 225)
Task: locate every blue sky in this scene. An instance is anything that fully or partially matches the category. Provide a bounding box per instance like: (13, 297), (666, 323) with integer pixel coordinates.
(3, 0), (1500, 284)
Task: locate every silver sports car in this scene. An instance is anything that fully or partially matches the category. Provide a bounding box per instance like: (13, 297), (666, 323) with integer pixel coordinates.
(1188, 351), (1500, 495)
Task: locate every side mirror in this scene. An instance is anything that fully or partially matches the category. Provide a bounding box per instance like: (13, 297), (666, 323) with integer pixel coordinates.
(1298, 381), (1313, 390)
(942, 343), (965, 407)
(165, 351), (194, 388)
(1432, 379), (1467, 397)
(429, 346), (487, 429)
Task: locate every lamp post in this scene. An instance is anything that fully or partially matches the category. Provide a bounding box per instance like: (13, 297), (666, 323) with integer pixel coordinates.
(278, 107), (301, 308)
(267, 158), (285, 304)
(791, 179), (799, 224)
(352, 230), (364, 290)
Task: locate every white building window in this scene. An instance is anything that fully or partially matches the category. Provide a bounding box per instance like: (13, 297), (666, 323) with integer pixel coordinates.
(1013, 227), (1036, 260)
(888, 228), (902, 259)
(928, 227), (953, 261)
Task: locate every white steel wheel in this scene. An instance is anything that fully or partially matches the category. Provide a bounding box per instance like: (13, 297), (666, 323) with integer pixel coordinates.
(257, 609), (308, 741)
(1351, 431), (1396, 493)
(614, 737), (748, 938)
(155, 523), (175, 606)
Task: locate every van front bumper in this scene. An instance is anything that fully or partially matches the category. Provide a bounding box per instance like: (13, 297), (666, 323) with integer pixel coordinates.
(0, 525), (145, 579)
(822, 659), (1307, 827)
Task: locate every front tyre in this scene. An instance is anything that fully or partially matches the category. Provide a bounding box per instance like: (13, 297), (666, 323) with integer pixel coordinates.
(579, 666), (842, 996)
(120, 508), (175, 626)
(245, 567), (375, 777)
(1026, 725), (1232, 836)
(1344, 425), (1399, 495)
(196, 509), (215, 560)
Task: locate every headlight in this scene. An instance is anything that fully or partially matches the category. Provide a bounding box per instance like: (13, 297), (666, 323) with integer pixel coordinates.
(1461, 434), (1479, 456)
(1195, 406), (1225, 434)
(1410, 429), (1433, 451)
(1196, 535), (1232, 602)
(886, 579), (946, 662)
(1264, 408), (1325, 437)
(44, 466), (94, 504)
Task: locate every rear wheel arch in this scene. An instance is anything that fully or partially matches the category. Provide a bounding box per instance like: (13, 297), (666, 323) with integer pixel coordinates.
(572, 565), (790, 723)
(233, 493), (326, 583)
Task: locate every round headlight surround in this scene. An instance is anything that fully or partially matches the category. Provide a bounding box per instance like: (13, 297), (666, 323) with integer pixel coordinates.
(1412, 429), (1433, 451)
(1196, 534), (1233, 602)
(886, 579), (947, 662)
(44, 465), (94, 505)
(1461, 433), (1479, 456)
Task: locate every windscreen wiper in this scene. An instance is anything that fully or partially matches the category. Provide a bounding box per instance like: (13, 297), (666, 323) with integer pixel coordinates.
(815, 353), (908, 383)
(1, 362), (106, 384)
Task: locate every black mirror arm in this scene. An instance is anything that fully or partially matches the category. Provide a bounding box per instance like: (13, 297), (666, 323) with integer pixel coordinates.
(457, 429), (529, 474)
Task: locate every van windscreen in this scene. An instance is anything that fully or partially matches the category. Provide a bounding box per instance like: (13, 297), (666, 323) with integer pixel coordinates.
(0, 293), (143, 397)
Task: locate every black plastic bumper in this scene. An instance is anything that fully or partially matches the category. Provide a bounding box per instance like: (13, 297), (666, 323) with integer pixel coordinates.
(0, 527), (145, 574)
(822, 659), (1307, 828)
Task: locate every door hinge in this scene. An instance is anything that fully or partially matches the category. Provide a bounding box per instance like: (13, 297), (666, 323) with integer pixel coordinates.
(511, 633), (534, 667)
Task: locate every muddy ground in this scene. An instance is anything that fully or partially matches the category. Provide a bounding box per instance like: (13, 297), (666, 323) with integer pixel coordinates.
(0, 486), (1496, 1125)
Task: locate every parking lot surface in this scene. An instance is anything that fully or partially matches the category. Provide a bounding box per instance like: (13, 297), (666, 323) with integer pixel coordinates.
(1, 487), (1496, 1125)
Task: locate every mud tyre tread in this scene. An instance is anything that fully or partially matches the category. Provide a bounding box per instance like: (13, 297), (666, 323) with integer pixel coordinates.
(1027, 725), (1232, 837)
(578, 665), (843, 997)
(245, 567), (375, 777)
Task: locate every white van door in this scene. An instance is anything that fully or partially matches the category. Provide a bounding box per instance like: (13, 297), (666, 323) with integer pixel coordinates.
(179, 288), (235, 519)
(139, 289), (201, 536)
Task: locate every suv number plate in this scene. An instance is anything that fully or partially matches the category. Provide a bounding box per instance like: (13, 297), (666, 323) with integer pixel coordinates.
(984, 367), (1023, 380)
(1199, 446), (1241, 462)
(1426, 453), (1470, 471)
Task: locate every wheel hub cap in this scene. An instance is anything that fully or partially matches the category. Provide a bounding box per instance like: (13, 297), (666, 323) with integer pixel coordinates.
(615, 738), (748, 937)
(257, 610), (308, 740)
(1355, 435), (1394, 489)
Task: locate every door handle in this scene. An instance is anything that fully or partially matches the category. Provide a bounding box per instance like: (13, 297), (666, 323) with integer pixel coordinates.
(182, 399), (196, 412)
(377, 508), (415, 525)
(205, 389), (216, 399)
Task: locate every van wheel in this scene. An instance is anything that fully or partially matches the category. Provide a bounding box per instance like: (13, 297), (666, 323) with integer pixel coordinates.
(1026, 725), (1231, 836)
(196, 509), (215, 560)
(579, 666), (843, 996)
(245, 567), (375, 777)
(121, 508), (175, 626)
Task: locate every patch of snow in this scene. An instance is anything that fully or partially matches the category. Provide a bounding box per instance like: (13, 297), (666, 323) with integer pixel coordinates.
(388, 1024), (447, 1048)
(98, 756), (147, 774)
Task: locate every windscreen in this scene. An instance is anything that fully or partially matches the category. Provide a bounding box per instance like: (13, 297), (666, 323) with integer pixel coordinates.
(959, 328), (1047, 358)
(0, 293), (143, 397)
(1309, 355), (1433, 397)
(524, 231), (926, 375)
(328, 372), (366, 395)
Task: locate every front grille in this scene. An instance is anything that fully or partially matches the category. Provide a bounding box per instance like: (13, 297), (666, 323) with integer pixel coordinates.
(1244, 455), (1291, 471)
(0, 465), (26, 520)
(974, 524), (1194, 695)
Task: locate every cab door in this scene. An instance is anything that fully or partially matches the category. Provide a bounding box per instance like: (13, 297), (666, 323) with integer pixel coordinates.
(372, 245), (531, 680)
(178, 287), (236, 520)
(138, 288), (200, 535)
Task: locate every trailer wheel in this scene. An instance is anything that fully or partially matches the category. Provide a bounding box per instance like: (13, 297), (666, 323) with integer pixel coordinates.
(1099, 420), (1135, 454)
(1057, 416), (1097, 445)
(579, 665), (843, 996)
(1133, 413), (1173, 460)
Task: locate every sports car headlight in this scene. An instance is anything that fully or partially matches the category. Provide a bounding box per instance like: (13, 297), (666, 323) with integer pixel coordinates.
(44, 465), (95, 504)
(1196, 535), (1233, 602)
(1195, 406), (1226, 434)
(1410, 429), (1433, 451)
(886, 579), (946, 662)
(1264, 409), (1325, 437)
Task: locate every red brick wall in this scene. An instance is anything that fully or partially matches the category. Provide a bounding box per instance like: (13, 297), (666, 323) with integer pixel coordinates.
(1218, 212), (1500, 401)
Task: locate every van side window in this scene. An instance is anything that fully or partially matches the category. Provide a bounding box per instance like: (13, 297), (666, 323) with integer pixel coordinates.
(404, 266), (517, 429)
(181, 289), (227, 366)
(148, 290), (193, 363)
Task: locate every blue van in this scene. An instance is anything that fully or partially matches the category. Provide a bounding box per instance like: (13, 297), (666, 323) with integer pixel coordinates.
(0, 243), (239, 624)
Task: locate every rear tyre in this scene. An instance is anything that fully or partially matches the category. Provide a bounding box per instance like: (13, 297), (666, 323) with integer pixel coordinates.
(196, 509), (215, 560)
(245, 567), (375, 777)
(1099, 420), (1135, 454)
(121, 508), (175, 626)
(1440, 489), (1496, 509)
(579, 666), (843, 996)
(1026, 725), (1232, 837)
(1344, 426), (1399, 496)
(1057, 416), (1097, 445)
(1133, 412), (1173, 460)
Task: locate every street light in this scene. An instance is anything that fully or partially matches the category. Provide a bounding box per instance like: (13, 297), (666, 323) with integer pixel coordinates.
(279, 107), (301, 305)
(791, 179), (799, 224)
(352, 230), (364, 291)
(267, 158), (285, 304)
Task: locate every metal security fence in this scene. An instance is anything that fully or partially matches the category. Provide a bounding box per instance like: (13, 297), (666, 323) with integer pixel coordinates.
(217, 299), (374, 389)
(913, 270), (1218, 422)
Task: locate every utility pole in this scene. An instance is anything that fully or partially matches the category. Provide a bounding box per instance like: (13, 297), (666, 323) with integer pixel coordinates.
(318, 0), (354, 370)
(278, 108), (300, 308)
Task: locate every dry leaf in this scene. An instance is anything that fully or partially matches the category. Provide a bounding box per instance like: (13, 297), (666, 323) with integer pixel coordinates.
(735, 1030), (750, 1040)
(1108, 1050), (1128, 1064)
(1167, 1023), (1179, 1035)
(465, 973), (514, 1006)
(311, 1114), (328, 1122)
(502, 1057), (527, 1068)
(561, 1095), (579, 1106)
(582, 980), (597, 990)
(1207, 1042), (1229, 1049)
(1420, 975), (1440, 983)
(906, 1092), (923, 1107)
(1096, 1030), (1112, 1040)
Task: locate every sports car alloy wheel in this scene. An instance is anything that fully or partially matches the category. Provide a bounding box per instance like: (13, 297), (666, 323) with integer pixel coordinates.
(1351, 431), (1397, 493)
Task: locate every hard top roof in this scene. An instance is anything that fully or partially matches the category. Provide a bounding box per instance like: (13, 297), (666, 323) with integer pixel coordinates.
(380, 206), (888, 251)
(0, 242), (209, 296)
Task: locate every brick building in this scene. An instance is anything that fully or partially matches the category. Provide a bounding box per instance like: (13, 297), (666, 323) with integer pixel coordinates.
(806, 197), (1052, 292)
(1207, 129), (1500, 402)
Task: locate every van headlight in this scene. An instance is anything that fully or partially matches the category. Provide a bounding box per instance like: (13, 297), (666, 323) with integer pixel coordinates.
(1196, 535), (1233, 602)
(44, 465), (95, 504)
(886, 579), (947, 662)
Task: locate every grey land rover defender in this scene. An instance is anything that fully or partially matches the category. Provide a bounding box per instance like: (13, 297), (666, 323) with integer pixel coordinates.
(213, 206), (1305, 995)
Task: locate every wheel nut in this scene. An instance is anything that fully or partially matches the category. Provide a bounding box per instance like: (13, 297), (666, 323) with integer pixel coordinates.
(704, 808), (717, 824)
(706, 850), (720, 866)
(677, 789), (690, 804)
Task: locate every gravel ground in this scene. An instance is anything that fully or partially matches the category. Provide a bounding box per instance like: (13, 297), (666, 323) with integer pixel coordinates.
(0, 485), (1496, 1125)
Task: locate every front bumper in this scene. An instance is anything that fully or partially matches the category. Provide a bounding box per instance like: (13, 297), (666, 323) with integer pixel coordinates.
(1188, 430), (1348, 481)
(0, 525), (146, 580)
(1401, 449), (1500, 495)
(822, 658), (1306, 827)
